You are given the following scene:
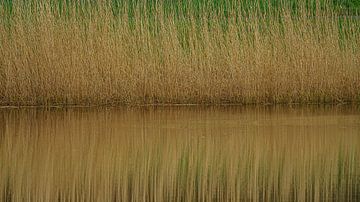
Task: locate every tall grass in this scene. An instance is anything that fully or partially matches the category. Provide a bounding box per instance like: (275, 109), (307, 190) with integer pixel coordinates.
(0, 0), (360, 105)
(0, 106), (359, 201)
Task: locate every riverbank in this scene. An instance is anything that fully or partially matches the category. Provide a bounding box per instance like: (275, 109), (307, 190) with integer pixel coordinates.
(1, 1), (359, 106)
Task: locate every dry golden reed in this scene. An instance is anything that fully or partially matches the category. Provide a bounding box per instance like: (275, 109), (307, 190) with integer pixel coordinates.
(0, 1), (360, 105)
(0, 106), (359, 201)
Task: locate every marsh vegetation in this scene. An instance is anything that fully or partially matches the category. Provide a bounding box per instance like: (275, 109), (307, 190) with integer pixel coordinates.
(0, 0), (360, 105)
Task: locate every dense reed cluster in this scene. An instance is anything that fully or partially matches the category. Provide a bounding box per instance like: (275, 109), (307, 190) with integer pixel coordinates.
(0, 106), (359, 201)
(0, 0), (360, 105)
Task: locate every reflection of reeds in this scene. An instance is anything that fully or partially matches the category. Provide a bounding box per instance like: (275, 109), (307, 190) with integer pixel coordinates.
(0, 106), (359, 201)
(0, 1), (360, 105)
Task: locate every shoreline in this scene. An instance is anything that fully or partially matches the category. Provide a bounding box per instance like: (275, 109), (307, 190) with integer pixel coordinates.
(0, 101), (357, 109)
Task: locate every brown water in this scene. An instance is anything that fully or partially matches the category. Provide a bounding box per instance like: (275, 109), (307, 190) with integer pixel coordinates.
(0, 105), (359, 201)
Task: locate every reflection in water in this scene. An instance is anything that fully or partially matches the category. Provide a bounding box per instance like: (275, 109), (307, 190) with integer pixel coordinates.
(0, 106), (359, 201)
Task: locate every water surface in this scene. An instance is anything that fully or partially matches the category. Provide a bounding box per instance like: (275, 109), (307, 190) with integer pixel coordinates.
(0, 105), (359, 201)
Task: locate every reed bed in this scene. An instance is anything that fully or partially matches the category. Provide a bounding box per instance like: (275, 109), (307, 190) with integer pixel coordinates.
(0, 1), (360, 105)
(0, 106), (359, 201)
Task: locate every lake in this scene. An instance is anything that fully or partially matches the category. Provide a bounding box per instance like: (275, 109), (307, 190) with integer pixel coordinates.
(0, 105), (359, 201)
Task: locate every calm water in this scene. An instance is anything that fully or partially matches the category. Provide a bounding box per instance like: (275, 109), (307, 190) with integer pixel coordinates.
(0, 105), (359, 201)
